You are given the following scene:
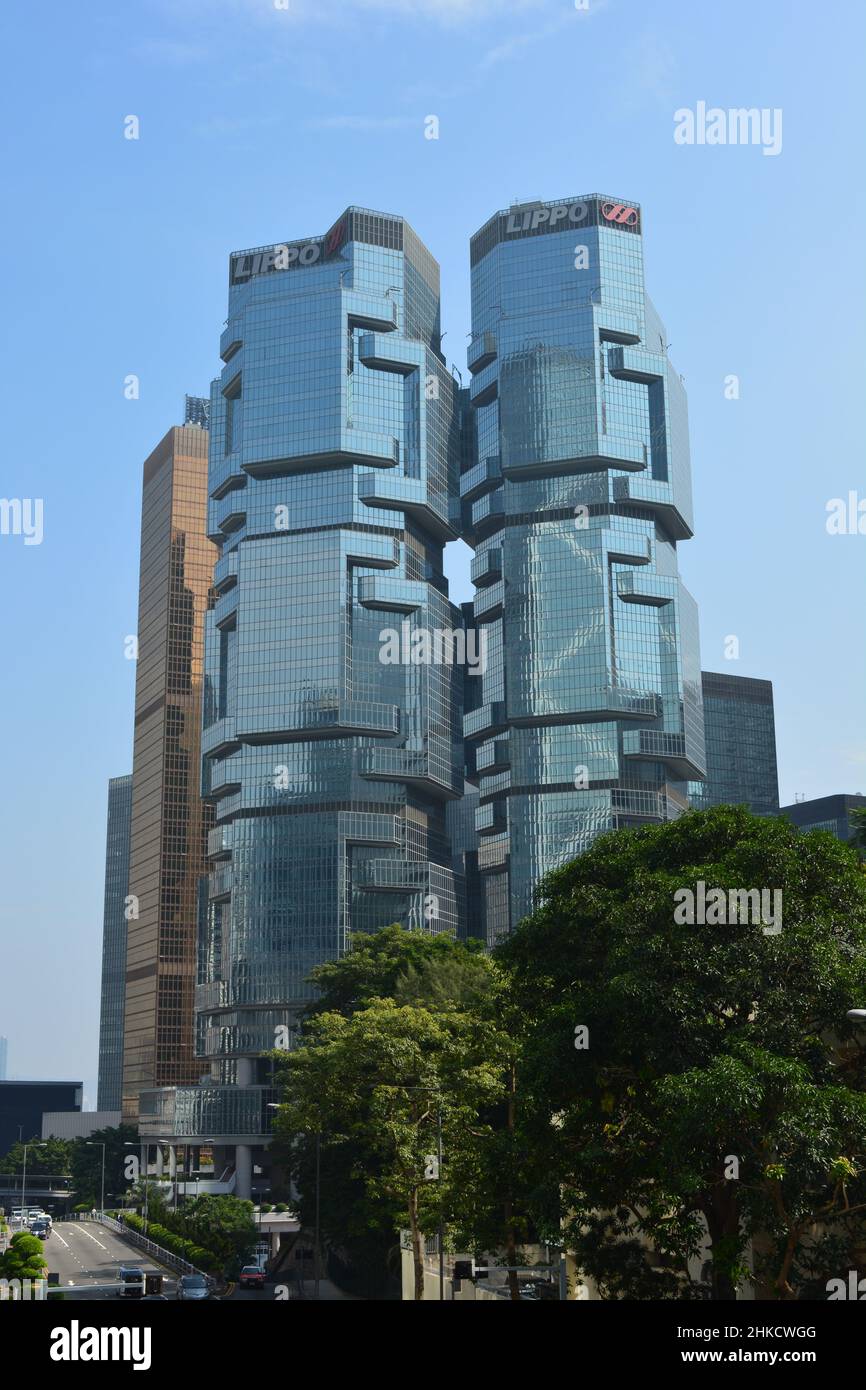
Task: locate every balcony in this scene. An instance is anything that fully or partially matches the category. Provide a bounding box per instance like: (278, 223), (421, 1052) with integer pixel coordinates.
(460, 456), (501, 503)
(622, 728), (704, 780)
(616, 572), (673, 606)
(474, 579), (504, 623)
(476, 800), (507, 836)
(358, 746), (460, 800)
(213, 549), (239, 594)
(607, 346), (665, 384)
(298, 700), (401, 738)
(209, 751), (242, 796)
(207, 824), (233, 861)
(202, 716), (240, 758)
(470, 547), (502, 587)
(358, 472), (457, 543)
(354, 859), (431, 891)
(467, 331), (497, 375)
(357, 575), (427, 613)
(471, 491), (504, 536)
(500, 434), (647, 480)
(464, 702), (507, 740)
(208, 865), (233, 901)
(220, 321), (242, 363)
(358, 332), (423, 375)
(475, 736), (510, 772)
(344, 290), (399, 332)
(469, 361), (498, 408)
(213, 586), (239, 628)
(210, 490), (247, 538)
(595, 306), (641, 345)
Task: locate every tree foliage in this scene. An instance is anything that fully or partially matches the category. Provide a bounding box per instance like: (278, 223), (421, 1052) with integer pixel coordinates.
(498, 805), (866, 1299)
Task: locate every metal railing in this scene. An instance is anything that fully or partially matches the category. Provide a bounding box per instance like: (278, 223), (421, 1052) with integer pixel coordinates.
(97, 1213), (209, 1281)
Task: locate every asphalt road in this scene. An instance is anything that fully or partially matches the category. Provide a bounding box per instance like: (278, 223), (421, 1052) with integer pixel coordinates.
(37, 1220), (175, 1301)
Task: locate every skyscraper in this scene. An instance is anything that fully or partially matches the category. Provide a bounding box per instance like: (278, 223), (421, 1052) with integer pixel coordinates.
(138, 210), (464, 1196)
(97, 773), (133, 1112)
(690, 671), (780, 816)
(121, 413), (216, 1122)
(464, 195), (705, 943)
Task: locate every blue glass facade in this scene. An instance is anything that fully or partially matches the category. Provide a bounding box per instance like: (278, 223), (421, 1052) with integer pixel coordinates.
(464, 195), (706, 943)
(97, 774), (132, 1112)
(195, 208), (465, 1104)
(690, 671), (779, 817)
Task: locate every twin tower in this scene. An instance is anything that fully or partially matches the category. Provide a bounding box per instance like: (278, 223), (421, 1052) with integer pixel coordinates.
(161, 198), (705, 1180)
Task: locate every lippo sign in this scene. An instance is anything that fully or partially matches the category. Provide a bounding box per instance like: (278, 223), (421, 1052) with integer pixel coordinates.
(503, 198), (640, 238)
(231, 217), (347, 284)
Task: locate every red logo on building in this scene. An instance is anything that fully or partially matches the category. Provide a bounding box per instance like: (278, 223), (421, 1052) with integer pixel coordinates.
(600, 202), (639, 227)
(325, 218), (347, 256)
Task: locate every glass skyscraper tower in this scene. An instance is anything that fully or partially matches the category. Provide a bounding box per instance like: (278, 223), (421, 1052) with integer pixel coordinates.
(464, 195), (706, 943)
(97, 773), (132, 1112)
(136, 210), (465, 1195)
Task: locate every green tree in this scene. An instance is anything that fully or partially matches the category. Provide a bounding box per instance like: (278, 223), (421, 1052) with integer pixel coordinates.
(0, 1136), (71, 1177)
(0, 1232), (47, 1284)
(69, 1125), (139, 1207)
(174, 1195), (258, 1269)
(274, 925), (502, 1297)
(498, 805), (866, 1300)
(849, 806), (866, 857)
(273, 996), (503, 1299)
(307, 922), (489, 1019)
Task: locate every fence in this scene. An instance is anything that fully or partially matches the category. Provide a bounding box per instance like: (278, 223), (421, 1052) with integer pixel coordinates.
(97, 1213), (209, 1280)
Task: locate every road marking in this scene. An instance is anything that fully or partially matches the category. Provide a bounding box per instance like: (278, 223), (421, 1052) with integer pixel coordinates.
(52, 1230), (70, 1249)
(75, 1225), (109, 1252)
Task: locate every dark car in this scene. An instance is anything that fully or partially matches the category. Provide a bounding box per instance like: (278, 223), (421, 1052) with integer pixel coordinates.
(119, 1267), (146, 1298)
(30, 1222), (50, 1240)
(238, 1265), (266, 1290)
(177, 1273), (211, 1301)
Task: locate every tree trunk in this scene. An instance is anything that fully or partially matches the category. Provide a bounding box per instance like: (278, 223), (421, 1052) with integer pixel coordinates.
(704, 1189), (741, 1301)
(408, 1188), (425, 1300)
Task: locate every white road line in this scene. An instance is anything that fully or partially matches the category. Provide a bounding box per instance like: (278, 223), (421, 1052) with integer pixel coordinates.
(52, 1230), (70, 1249)
(73, 1224), (109, 1252)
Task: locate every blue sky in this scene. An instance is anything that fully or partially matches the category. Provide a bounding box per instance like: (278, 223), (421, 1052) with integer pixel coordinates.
(1, 0), (863, 1093)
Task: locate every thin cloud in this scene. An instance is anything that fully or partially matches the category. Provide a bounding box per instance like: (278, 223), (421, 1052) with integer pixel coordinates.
(303, 114), (417, 132)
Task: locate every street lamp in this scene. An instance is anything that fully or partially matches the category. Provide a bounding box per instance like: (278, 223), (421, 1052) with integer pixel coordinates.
(124, 1142), (149, 1234)
(86, 1142), (107, 1219)
(846, 1010), (866, 1023)
(21, 1142), (48, 1226)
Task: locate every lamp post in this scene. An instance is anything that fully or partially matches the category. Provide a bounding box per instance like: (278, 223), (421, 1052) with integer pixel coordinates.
(86, 1142), (107, 1219)
(124, 1142), (150, 1234)
(21, 1141), (48, 1224)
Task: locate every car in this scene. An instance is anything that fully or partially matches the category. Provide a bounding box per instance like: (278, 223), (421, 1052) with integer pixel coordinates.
(177, 1273), (211, 1301)
(118, 1267), (146, 1299)
(238, 1265), (266, 1290)
(30, 1222), (50, 1240)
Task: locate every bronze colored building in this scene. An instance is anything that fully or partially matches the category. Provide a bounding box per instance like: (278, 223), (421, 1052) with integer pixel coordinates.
(122, 414), (216, 1123)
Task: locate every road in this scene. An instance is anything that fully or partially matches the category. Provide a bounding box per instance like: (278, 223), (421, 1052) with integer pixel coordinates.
(38, 1220), (175, 1300)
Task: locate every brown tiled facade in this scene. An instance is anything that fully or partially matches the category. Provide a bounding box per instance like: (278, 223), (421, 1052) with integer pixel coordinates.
(122, 424), (216, 1122)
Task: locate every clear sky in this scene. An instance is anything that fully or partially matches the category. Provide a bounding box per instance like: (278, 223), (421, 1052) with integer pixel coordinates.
(1, 0), (863, 1095)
